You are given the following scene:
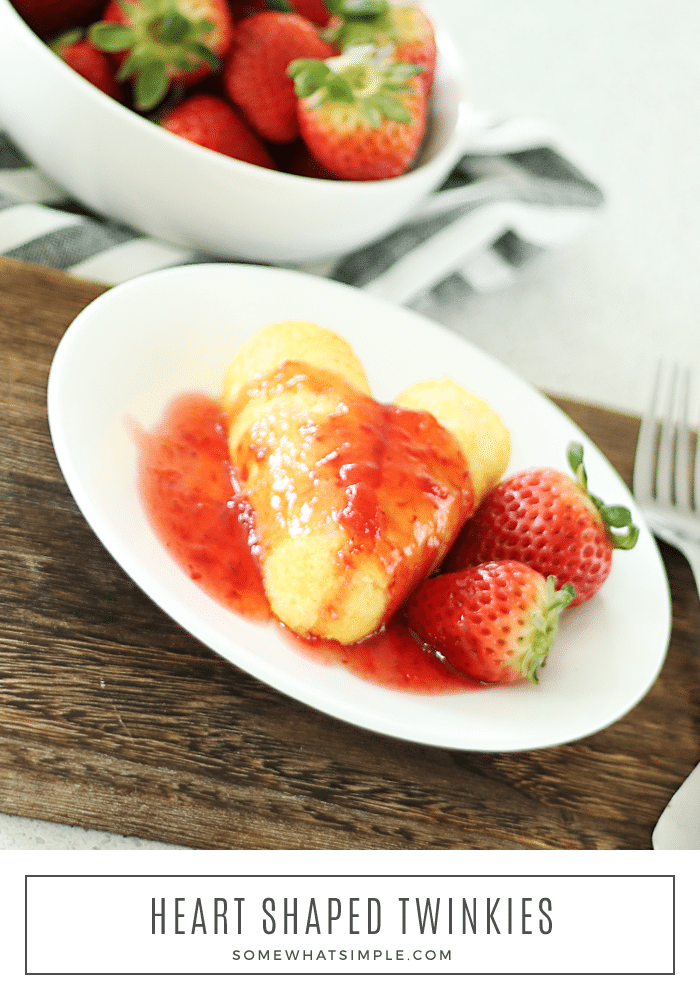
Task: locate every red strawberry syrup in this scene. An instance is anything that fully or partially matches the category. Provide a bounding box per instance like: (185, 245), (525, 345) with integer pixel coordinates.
(135, 393), (480, 694)
(135, 394), (269, 623)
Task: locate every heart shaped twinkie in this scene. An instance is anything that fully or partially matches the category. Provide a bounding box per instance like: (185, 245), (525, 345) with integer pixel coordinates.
(218, 320), (511, 644)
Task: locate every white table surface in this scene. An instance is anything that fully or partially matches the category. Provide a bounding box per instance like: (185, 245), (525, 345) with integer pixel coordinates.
(3, 0), (699, 849)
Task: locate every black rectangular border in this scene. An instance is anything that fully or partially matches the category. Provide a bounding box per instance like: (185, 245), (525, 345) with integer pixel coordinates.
(25, 873), (675, 976)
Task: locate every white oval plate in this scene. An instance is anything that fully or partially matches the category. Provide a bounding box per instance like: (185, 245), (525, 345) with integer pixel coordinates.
(47, 264), (671, 752)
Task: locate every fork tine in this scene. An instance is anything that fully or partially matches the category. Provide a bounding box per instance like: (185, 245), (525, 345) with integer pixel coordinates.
(656, 362), (677, 505)
(633, 362), (662, 505)
(675, 367), (692, 511)
(635, 361), (700, 597)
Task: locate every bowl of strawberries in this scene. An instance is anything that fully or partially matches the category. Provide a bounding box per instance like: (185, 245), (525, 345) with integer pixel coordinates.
(0, 0), (472, 263)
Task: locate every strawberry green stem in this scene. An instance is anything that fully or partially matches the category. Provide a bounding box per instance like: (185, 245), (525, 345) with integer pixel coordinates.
(523, 576), (575, 684)
(324, 2), (398, 51)
(288, 45), (422, 125)
(89, 0), (221, 110)
(157, 12), (191, 43)
(51, 29), (85, 49)
(567, 442), (639, 550)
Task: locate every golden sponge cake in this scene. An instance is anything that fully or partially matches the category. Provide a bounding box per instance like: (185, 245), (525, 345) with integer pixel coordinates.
(222, 321), (510, 644)
(222, 320), (371, 409)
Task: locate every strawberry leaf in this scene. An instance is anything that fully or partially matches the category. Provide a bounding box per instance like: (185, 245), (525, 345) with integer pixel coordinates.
(134, 61), (169, 110)
(190, 17), (215, 38)
(52, 29), (84, 50)
(288, 61), (332, 97)
(567, 441), (586, 486)
(325, 76), (355, 102)
(159, 11), (191, 44)
(116, 49), (152, 81)
(522, 576), (575, 684)
(371, 92), (412, 123)
(566, 441), (639, 550)
(117, 0), (141, 20)
(171, 53), (195, 71)
(326, 0), (389, 18)
(605, 505), (634, 528)
(188, 41), (221, 70)
(364, 104), (382, 128)
(89, 22), (137, 52)
(386, 62), (424, 83)
(599, 504), (639, 549)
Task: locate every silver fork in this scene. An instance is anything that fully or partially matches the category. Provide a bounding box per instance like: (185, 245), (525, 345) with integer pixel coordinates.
(637, 364), (700, 849)
(633, 361), (700, 594)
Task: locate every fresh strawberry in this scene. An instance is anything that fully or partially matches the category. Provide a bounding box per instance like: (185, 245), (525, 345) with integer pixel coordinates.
(288, 44), (427, 180)
(89, 0), (234, 110)
(223, 11), (336, 143)
(11, 0), (104, 38)
(444, 443), (639, 608)
(51, 29), (123, 100)
(405, 561), (575, 685)
(160, 93), (276, 166)
(325, 0), (436, 95)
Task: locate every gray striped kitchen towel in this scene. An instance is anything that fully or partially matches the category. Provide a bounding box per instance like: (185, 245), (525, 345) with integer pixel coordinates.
(0, 112), (603, 306)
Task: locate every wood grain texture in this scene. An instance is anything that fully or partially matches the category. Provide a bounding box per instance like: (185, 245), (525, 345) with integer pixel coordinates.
(1, 257), (698, 850)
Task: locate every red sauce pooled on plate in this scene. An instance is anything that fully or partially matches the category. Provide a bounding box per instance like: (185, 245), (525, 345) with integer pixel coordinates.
(136, 393), (480, 693)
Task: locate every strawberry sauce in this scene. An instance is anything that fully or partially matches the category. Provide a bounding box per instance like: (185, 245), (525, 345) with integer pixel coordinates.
(136, 394), (270, 623)
(136, 393), (480, 694)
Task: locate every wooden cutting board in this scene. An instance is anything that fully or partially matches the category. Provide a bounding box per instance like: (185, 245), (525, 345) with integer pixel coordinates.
(1, 256), (698, 850)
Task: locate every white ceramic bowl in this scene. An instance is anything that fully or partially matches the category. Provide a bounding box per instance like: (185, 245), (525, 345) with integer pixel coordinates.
(0, 0), (473, 263)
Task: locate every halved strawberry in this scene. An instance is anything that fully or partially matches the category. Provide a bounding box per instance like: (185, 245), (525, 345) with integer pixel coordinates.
(325, 0), (436, 94)
(223, 11), (336, 143)
(51, 29), (123, 100)
(444, 443), (639, 607)
(89, 0), (234, 110)
(405, 561), (575, 685)
(160, 93), (276, 167)
(288, 43), (427, 180)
